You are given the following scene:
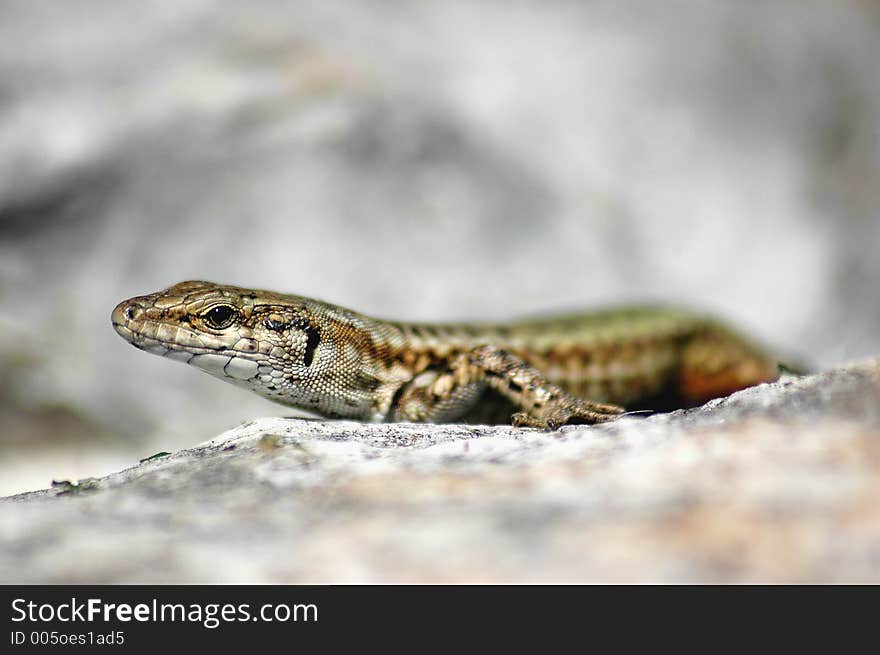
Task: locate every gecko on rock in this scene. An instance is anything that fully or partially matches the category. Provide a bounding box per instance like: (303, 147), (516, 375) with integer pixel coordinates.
(111, 280), (789, 429)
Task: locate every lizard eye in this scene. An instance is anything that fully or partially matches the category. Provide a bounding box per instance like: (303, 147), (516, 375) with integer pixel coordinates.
(202, 305), (237, 329)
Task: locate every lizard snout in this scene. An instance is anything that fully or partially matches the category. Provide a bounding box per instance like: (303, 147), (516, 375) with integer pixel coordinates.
(111, 299), (145, 328)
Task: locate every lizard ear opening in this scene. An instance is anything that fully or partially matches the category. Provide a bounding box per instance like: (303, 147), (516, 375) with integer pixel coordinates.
(264, 317), (287, 331)
(303, 326), (320, 367)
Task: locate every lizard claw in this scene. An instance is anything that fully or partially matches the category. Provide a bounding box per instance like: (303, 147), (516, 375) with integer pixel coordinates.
(511, 412), (545, 428)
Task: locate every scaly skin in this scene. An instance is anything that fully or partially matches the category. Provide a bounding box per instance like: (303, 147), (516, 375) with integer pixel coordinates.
(111, 280), (784, 428)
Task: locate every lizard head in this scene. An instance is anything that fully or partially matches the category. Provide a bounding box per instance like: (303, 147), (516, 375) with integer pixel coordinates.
(111, 280), (357, 412)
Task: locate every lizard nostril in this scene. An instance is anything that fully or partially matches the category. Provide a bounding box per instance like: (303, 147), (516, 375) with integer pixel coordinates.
(112, 299), (144, 332)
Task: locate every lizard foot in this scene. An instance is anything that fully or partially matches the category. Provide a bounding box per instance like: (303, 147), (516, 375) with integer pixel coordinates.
(511, 400), (625, 430)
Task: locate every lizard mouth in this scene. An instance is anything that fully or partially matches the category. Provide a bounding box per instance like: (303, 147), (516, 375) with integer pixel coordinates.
(112, 323), (264, 382)
(111, 318), (193, 359)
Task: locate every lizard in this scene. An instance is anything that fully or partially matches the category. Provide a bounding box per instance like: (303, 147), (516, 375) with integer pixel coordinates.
(111, 280), (789, 429)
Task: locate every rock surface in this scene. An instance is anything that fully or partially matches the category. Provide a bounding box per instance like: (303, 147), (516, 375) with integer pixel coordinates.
(2, 359), (879, 583)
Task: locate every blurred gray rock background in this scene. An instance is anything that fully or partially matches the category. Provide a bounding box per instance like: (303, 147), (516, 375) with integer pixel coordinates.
(1, 0), (879, 495)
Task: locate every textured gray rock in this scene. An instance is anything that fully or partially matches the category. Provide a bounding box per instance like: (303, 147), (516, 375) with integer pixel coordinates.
(2, 359), (879, 583)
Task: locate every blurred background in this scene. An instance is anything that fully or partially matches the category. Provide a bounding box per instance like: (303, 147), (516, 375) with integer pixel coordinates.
(1, 0), (878, 496)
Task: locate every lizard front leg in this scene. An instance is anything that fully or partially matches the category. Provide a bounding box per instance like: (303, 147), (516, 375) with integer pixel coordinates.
(390, 345), (624, 429)
(468, 346), (625, 428)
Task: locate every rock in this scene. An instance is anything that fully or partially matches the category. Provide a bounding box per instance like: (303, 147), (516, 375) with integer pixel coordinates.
(2, 359), (879, 583)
